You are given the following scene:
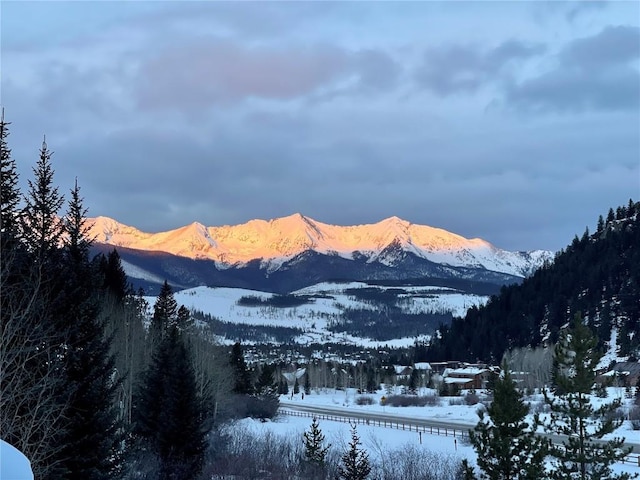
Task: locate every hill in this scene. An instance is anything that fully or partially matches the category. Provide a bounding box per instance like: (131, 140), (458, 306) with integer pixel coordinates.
(427, 200), (640, 363)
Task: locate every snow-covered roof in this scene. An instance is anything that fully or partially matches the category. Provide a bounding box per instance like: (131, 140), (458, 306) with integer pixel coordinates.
(444, 377), (474, 384)
(446, 367), (488, 376)
(394, 365), (412, 375)
(414, 362), (432, 370)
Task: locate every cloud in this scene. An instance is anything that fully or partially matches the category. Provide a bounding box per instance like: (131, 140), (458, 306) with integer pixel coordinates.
(505, 26), (640, 113)
(135, 40), (400, 112)
(565, 0), (608, 23)
(414, 39), (546, 96)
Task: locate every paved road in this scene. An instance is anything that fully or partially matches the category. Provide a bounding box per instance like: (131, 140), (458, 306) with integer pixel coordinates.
(279, 400), (640, 459)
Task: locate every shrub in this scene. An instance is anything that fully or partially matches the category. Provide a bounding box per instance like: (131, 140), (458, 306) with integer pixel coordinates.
(372, 444), (463, 480)
(355, 396), (375, 406)
(464, 392), (480, 405)
(384, 395), (439, 407)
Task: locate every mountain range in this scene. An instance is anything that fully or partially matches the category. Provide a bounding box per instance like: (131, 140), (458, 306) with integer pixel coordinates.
(88, 214), (553, 294)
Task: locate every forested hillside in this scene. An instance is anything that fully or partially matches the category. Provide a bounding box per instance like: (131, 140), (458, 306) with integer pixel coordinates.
(427, 200), (640, 363)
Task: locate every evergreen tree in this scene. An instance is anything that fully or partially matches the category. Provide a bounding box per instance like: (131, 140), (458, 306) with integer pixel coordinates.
(0, 109), (20, 239)
(464, 361), (547, 480)
(56, 180), (123, 480)
(544, 315), (633, 480)
(248, 363), (279, 419)
(150, 280), (178, 340)
(176, 304), (194, 332)
(0, 125), (66, 478)
(133, 326), (206, 480)
(100, 249), (129, 301)
(303, 416), (331, 478)
(229, 342), (253, 395)
(294, 377), (300, 394)
(254, 364), (276, 395)
(408, 368), (420, 394)
(21, 136), (64, 262)
(337, 424), (371, 480)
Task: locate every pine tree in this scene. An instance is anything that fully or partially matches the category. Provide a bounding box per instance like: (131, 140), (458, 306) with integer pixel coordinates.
(255, 364), (276, 395)
(176, 304), (194, 332)
(150, 280), (178, 341)
(100, 249), (129, 301)
(0, 126), (66, 478)
(303, 417), (330, 464)
(56, 181), (123, 479)
(249, 363), (279, 419)
(133, 326), (206, 480)
(229, 342), (253, 395)
(303, 416), (331, 479)
(21, 136), (64, 262)
(337, 424), (371, 480)
(294, 377), (300, 394)
(0, 109), (20, 239)
(544, 314), (634, 480)
(408, 368), (419, 394)
(464, 360), (547, 480)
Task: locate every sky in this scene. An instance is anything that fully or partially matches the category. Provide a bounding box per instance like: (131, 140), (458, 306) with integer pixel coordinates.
(1, 1), (639, 252)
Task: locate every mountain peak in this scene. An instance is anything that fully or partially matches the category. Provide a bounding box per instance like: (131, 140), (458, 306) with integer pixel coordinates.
(88, 214), (553, 277)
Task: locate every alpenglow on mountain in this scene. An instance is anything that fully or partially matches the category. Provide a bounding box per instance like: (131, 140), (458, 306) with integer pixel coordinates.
(88, 214), (552, 293)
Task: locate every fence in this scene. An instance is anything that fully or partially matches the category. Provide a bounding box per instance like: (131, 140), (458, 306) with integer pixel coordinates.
(279, 408), (640, 467)
(279, 408), (469, 441)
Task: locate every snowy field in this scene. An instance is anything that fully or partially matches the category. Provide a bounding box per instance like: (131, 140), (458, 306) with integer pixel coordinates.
(237, 387), (640, 476)
(149, 282), (488, 347)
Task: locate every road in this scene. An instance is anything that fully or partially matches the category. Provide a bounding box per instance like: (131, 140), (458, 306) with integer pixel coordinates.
(279, 400), (474, 432)
(279, 400), (640, 461)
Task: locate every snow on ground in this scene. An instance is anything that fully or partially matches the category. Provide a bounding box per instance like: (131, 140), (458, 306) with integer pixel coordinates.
(0, 440), (34, 480)
(150, 282), (488, 347)
(239, 414), (475, 468)
(239, 388), (639, 475)
(596, 327), (630, 371)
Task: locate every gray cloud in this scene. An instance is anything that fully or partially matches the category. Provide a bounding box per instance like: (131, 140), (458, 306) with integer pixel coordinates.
(505, 26), (640, 113)
(414, 39), (546, 96)
(565, 0), (608, 23)
(3, 2), (638, 254)
(135, 40), (400, 112)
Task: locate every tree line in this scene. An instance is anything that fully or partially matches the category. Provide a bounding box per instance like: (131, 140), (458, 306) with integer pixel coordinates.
(427, 200), (640, 363)
(0, 115), (279, 479)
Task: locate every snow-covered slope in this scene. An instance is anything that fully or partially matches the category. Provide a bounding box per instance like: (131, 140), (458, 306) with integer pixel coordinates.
(153, 282), (488, 348)
(88, 214), (551, 278)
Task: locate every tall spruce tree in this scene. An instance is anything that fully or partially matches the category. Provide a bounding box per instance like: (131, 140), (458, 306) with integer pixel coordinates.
(21, 136), (64, 262)
(229, 341), (253, 395)
(133, 326), (206, 480)
(249, 364), (279, 419)
(0, 109), (20, 239)
(55, 179), (123, 479)
(303, 417), (331, 465)
(303, 417), (331, 479)
(463, 361), (547, 480)
(544, 314), (634, 480)
(0, 123), (67, 479)
(150, 280), (178, 342)
(337, 424), (371, 480)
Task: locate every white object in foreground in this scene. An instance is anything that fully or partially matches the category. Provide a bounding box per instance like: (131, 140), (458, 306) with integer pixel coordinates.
(0, 440), (34, 480)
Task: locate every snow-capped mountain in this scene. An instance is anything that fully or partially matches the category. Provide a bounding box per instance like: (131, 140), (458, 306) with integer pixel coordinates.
(89, 214), (551, 277)
(88, 214), (553, 294)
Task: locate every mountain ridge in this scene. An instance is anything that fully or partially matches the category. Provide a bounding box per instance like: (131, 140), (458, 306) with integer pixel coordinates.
(88, 213), (552, 279)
